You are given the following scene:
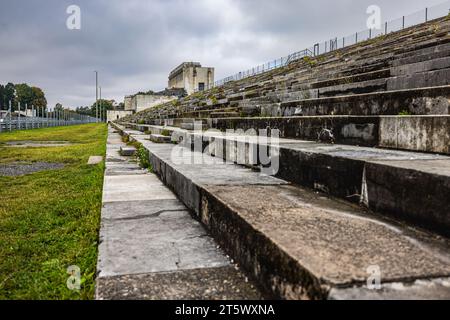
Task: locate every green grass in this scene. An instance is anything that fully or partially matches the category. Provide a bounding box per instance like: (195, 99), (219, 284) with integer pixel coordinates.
(0, 124), (107, 300)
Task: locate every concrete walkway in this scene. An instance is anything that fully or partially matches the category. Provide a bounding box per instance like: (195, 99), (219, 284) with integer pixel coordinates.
(95, 126), (261, 300)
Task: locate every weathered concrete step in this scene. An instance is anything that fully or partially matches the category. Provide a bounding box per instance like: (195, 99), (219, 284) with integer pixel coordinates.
(126, 113), (450, 156)
(96, 127), (262, 300)
(213, 135), (450, 237)
(207, 115), (450, 154)
(391, 57), (450, 76)
(149, 133), (171, 143)
(391, 43), (450, 67)
(387, 68), (450, 91)
(119, 146), (136, 156)
(280, 85), (450, 116)
(134, 125), (450, 236)
(181, 122), (208, 130)
(209, 112), (241, 118)
(318, 78), (387, 97)
(113, 123), (450, 300)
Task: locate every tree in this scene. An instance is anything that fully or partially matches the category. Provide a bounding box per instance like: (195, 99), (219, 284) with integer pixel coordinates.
(15, 83), (34, 110)
(0, 84), (4, 109)
(4, 83), (16, 110)
(89, 99), (114, 120)
(31, 87), (47, 110)
(54, 103), (63, 112)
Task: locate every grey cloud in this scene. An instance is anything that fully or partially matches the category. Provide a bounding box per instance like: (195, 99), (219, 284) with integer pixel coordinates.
(0, 0), (446, 108)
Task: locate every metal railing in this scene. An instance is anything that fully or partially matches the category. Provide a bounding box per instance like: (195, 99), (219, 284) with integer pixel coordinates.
(0, 101), (98, 133)
(212, 1), (450, 88)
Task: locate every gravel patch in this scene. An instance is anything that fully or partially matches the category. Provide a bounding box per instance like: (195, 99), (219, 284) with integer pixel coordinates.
(5, 141), (73, 148)
(0, 162), (65, 177)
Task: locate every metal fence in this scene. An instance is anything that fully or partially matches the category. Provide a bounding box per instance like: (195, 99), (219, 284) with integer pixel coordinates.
(0, 101), (98, 133)
(212, 1), (450, 88)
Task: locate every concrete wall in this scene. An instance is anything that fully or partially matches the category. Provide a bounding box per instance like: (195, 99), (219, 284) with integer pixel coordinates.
(132, 94), (177, 112)
(379, 115), (450, 154)
(124, 94), (177, 113)
(124, 96), (133, 111)
(107, 110), (133, 122)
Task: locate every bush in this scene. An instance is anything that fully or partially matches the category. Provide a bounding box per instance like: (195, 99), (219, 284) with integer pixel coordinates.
(161, 129), (171, 137)
(136, 143), (152, 171)
(398, 110), (412, 116)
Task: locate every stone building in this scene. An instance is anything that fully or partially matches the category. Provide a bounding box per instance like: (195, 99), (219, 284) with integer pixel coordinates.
(124, 93), (178, 113)
(107, 109), (133, 122)
(168, 62), (214, 95)
(109, 89), (185, 123)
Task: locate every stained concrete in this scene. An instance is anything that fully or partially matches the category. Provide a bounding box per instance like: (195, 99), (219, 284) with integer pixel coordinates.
(96, 266), (262, 300)
(102, 174), (177, 203)
(148, 126), (450, 236)
(330, 278), (450, 300)
(119, 147), (136, 156)
(114, 123), (450, 300)
(96, 126), (261, 300)
(379, 115), (450, 154)
(97, 207), (229, 277)
(149, 134), (171, 143)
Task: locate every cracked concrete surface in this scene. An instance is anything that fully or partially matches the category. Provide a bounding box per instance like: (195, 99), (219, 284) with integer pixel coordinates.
(96, 126), (261, 300)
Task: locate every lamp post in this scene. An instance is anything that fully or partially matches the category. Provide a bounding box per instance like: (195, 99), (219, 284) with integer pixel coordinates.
(94, 71), (99, 123)
(99, 86), (102, 123)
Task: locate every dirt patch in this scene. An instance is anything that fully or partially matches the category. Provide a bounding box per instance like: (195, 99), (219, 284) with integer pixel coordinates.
(4, 141), (74, 148)
(0, 162), (65, 176)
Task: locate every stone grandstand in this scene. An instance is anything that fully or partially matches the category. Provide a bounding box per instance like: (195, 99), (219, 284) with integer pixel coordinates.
(109, 15), (450, 299)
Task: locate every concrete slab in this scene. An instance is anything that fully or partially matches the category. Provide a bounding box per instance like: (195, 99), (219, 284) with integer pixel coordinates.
(88, 156), (103, 165)
(96, 266), (262, 300)
(330, 278), (450, 300)
(102, 174), (176, 203)
(101, 199), (186, 221)
(96, 125), (262, 300)
(120, 146), (136, 156)
(97, 208), (229, 277)
(149, 134), (171, 143)
(204, 184), (450, 286)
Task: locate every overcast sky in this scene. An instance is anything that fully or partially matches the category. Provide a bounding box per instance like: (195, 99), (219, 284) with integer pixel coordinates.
(0, 0), (447, 108)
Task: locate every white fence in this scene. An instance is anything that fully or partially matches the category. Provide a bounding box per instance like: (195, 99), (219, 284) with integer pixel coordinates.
(0, 102), (98, 133)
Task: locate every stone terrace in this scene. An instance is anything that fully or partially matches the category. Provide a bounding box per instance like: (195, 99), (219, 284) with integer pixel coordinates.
(110, 16), (450, 299)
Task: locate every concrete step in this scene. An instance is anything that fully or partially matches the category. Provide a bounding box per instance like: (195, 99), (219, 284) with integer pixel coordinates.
(149, 134), (171, 144)
(280, 85), (450, 116)
(113, 123), (450, 300)
(209, 112), (241, 118)
(208, 115), (450, 154)
(387, 68), (450, 91)
(120, 146), (136, 156)
(126, 114), (450, 155)
(96, 126), (262, 300)
(391, 43), (450, 67)
(129, 123), (450, 237)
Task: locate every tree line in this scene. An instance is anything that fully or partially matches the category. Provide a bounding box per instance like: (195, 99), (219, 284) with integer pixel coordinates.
(0, 82), (47, 111)
(76, 100), (124, 119)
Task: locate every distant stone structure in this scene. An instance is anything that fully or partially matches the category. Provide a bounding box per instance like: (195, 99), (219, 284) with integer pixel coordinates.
(108, 88), (185, 122)
(168, 62), (214, 95)
(107, 109), (133, 122)
(124, 94), (176, 113)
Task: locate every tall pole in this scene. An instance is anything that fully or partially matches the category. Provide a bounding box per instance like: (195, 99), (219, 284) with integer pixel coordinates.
(95, 71), (98, 123)
(9, 100), (12, 132)
(18, 102), (21, 130)
(99, 86), (102, 123)
(32, 105), (35, 129)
